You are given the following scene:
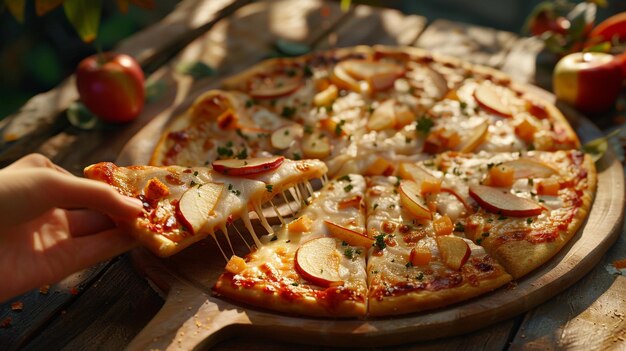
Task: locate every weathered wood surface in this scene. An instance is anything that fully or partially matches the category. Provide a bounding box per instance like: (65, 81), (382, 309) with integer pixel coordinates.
(1, 0), (625, 350)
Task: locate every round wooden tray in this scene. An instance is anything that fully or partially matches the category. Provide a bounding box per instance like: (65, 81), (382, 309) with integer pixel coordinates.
(118, 88), (624, 350)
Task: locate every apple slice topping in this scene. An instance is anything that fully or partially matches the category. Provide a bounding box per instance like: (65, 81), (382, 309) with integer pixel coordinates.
(295, 237), (344, 287)
(469, 184), (543, 217)
(302, 133), (331, 159)
(179, 182), (224, 234)
(367, 99), (396, 131)
(342, 60), (405, 92)
(436, 236), (471, 270)
(325, 220), (373, 248)
(473, 82), (513, 118)
(456, 122), (488, 153)
(270, 124), (303, 150)
(398, 180), (432, 219)
(212, 156), (284, 176)
(500, 158), (558, 179)
(398, 163), (441, 194)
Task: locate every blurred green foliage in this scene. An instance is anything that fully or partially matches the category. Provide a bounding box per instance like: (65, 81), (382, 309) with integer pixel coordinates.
(0, 0), (179, 120)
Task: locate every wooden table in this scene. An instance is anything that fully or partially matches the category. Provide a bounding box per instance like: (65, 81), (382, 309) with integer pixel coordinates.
(1, 1), (625, 349)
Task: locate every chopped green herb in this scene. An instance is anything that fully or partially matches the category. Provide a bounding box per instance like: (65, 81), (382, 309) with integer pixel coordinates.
(303, 125), (314, 134)
(190, 180), (197, 187)
(344, 248), (355, 260)
(498, 215), (508, 220)
(373, 203), (379, 210)
(528, 178), (534, 186)
(281, 106), (297, 118)
(338, 175), (351, 182)
(476, 238), (483, 245)
(293, 152), (302, 160)
(416, 272), (424, 281)
(245, 100), (254, 108)
(291, 282), (299, 286)
(266, 184), (273, 193)
(341, 241), (348, 246)
(236, 148), (248, 160)
(344, 184), (354, 192)
(373, 234), (387, 250)
(526, 218), (533, 224)
(270, 235), (278, 241)
(303, 65), (313, 77)
(481, 232), (490, 238)
(487, 218), (494, 223)
(405, 261), (413, 268)
(416, 116), (434, 135)
(217, 146), (234, 157)
(454, 222), (465, 232)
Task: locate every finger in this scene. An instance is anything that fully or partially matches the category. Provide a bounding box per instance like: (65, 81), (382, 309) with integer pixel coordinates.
(71, 228), (139, 268)
(4, 153), (72, 175)
(0, 169), (143, 226)
(65, 209), (116, 237)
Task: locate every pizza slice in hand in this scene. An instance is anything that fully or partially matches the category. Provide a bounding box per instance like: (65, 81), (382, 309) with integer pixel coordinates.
(213, 174), (369, 317)
(84, 157), (327, 257)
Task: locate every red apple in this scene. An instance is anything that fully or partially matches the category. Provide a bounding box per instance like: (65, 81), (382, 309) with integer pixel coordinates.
(178, 182), (224, 234)
(469, 184), (543, 217)
(553, 52), (623, 114)
(586, 12), (626, 47)
(76, 52), (145, 123)
(294, 237), (344, 287)
(212, 156), (284, 176)
(325, 220), (373, 248)
(398, 180), (432, 219)
(436, 236), (470, 270)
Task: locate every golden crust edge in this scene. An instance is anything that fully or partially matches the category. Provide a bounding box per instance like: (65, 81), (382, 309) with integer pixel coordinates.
(367, 272), (512, 317)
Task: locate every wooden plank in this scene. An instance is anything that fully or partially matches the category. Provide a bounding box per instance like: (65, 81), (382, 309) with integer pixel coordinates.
(315, 4), (426, 49)
(0, 0), (248, 167)
(415, 19), (518, 68)
(211, 317), (520, 350)
(18, 256), (163, 351)
(0, 263), (108, 351)
(509, 222), (626, 351)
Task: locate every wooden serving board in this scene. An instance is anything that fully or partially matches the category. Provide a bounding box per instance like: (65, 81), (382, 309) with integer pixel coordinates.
(117, 79), (624, 350)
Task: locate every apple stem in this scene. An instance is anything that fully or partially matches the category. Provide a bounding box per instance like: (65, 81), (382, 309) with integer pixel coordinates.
(95, 41), (106, 66)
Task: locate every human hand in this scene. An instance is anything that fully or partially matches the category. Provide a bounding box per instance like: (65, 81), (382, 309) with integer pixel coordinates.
(0, 154), (143, 302)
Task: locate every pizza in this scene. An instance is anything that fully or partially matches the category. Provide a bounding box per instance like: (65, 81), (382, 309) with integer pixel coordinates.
(84, 157), (327, 257)
(95, 45), (596, 317)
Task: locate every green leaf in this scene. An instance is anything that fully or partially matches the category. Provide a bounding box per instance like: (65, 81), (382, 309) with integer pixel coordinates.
(66, 101), (100, 130)
(145, 79), (166, 102)
(63, 0), (102, 43)
(175, 61), (215, 79)
(582, 128), (621, 162)
(274, 38), (311, 57)
(340, 0), (351, 12)
(4, 0), (25, 22)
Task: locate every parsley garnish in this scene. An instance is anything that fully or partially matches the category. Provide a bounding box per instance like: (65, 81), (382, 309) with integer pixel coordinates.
(193, 171), (198, 177)
(528, 178), (534, 186)
(526, 218), (533, 224)
(416, 117), (434, 135)
(293, 152), (302, 160)
(416, 272), (424, 281)
(498, 214), (508, 220)
(373, 234), (387, 250)
(405, 261), (413, 268)
(236, 148), (248, 160)
(266, 184), (273, 193)
(281, 106), (297, 118)
(481, 232), (490, 238)
(338, 175), (351, 182)
(217, 146), (233, 157)
(303, 125), (314, 134)
(344, 184), (354, 192)
(270, 235), (278, 241)
(291, 282), (299, 286)
(476, 238), (483, 245)
(344, 248), (355, 260)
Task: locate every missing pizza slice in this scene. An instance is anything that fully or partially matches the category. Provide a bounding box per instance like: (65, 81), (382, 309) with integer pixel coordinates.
(84, 156), (327, 257)
(213, 174), (369, 317)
